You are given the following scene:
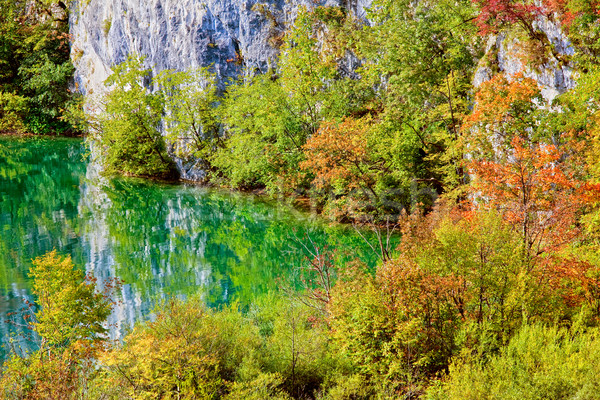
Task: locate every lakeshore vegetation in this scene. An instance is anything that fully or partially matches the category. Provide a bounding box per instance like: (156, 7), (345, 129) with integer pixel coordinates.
(2, 0), (600, 399)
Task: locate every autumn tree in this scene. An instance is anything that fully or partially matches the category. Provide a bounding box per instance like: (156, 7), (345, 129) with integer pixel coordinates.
(98, 299), (226, 399)
(472, 0), (543, 37)
(465, 73), (600, 309)
(301, 117), (376, 193)
(0, 250), (113, 399)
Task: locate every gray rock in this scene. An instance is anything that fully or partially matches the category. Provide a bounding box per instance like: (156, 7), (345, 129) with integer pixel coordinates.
(69, 0), (369, 95)
(473, 15), (576, 102)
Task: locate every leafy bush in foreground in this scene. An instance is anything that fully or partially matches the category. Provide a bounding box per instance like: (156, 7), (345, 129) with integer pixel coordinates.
(427, 324), (600, 400)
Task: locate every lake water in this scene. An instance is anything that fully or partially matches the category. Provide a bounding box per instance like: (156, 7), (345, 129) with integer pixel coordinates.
(0, 137), (382, 357)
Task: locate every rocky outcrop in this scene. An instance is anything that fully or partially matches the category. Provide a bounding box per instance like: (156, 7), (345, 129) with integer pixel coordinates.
(473, 16), (575, 102)
(69, 0), (369, 96)
(69, 1), (575, 179)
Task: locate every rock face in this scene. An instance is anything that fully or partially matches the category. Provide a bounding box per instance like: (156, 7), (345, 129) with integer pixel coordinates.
(473, 16), (575, 102)
(69, 0), (369, 95)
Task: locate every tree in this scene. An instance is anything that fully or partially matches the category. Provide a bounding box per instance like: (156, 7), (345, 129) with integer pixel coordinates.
(0, 0), (75, 134)
(348, 0), (482, 200)
(0, 92), (28, 132)
(301, 117), (375, 192)
(465, 74), (600, 259)
(157, 68), (221, 163)
(215, 74), (307, 191)
(472, 0), (543, 36)
(214, 6), (368, 193)
(464, 73), (600, 311)
(98, 299), (225, 399)
(95, 55), (177, 178)
(0, 250), (113, 399)
(300, 116), (404, 220)
(29, 250), (112, 348)
(428, 324), (600, 400)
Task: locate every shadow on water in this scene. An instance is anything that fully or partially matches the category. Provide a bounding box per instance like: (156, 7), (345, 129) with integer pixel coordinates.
(0, 136), (389, 360)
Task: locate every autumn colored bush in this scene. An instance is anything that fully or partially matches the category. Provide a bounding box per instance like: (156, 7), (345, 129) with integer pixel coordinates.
(97, 299), (238, 399)
(328, 195), (600, 398)
(0, 250), (113, 400)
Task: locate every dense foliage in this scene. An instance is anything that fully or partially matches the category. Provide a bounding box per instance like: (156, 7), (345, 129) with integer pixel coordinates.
(6, 0), (600, 398)
(88, 56), (178, 178)
(1, 251), (112, 399)
(0, 0), (77, 135)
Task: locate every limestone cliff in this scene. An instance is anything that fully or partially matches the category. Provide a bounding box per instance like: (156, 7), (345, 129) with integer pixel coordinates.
(69, 0), (372, 179)
(69, 1), (575, 180)
(473, 16), (575, 102)
(69, 0), (369, 96)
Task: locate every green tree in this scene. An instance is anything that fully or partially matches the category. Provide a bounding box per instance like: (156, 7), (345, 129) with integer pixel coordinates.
(0, 0), (75, 134)
(95, 55), (177, 178)
(19, 54), (75, 134)
(278, 7), (338, 137)
(357, 0), (481, 192)
(214, 7), (366, 193)
(157, 68), (221, 163)
(215, 74), (306, 190)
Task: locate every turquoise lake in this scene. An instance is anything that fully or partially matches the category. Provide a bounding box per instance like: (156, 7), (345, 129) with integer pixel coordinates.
(0, 137), (382, 356)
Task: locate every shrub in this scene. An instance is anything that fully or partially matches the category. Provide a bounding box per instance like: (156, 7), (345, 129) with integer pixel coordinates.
(0, 92), (29, 133)
(98, 299), (261, 399)
(427, 324), (600, 400)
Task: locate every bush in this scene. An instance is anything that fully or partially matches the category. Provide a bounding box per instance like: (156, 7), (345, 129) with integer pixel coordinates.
(98, 299), (260, 399)
(427, 324), (600, 400)
(0, 92), (29, 133)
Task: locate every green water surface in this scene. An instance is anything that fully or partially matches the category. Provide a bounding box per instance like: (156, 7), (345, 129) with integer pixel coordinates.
(0, 137), (382, 354)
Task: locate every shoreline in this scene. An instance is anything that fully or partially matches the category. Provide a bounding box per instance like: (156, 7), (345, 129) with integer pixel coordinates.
(0, 133), (378, 224)
(0, 130), (84, 138)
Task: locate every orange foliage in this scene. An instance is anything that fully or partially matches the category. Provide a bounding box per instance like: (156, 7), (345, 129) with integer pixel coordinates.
(463, 73), (540, 151)
(466, 73), (600, 308)
(300, 117), (373, 190)
(469, 137), (599, 255)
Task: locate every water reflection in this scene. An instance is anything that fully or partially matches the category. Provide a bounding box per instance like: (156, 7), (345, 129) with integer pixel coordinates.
(0, 137), (381, 357)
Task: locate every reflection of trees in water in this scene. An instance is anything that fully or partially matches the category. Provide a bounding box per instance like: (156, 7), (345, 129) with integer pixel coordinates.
(0, 139), (86, 289)
(0, 138), (86, 356)
(85, 176), (340, 307)
(0, 137), (384, 358)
